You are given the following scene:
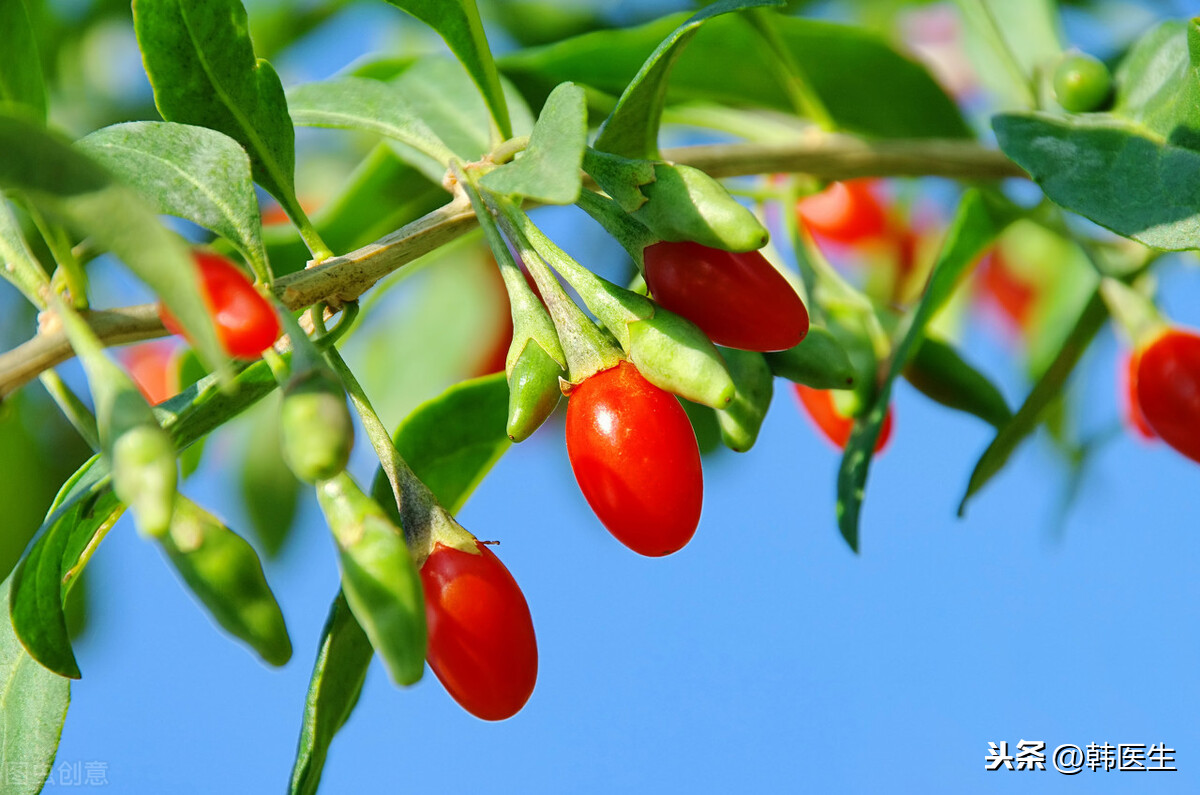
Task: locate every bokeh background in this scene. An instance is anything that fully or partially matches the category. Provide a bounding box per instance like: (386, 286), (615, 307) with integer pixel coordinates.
(4, 0), (1200, 792)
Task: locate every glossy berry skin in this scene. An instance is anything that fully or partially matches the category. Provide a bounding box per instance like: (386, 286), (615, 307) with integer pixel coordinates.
(793, 384), (893, 453)
(643, 241), (809, 352)
(1122, 351), (1155, 440)
(565, 361), (703, 556)
(796, 180), (889, 244)
(1135, 330), (1200, 462)
(1053, 52), (1112, 113)
(420, 540), (538, 721)
(159, 251), (280, 360)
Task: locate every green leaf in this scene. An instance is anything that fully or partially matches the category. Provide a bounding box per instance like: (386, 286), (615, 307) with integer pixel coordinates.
(0, 198), (49, 306)
(238, 397), (299, 557)
(1111, 20), (1200, 150)
(500, 13), (970, 141)
(288, 592), (372, 795)
(480, 82), (587, 204)
(994, 112), (1200, 251)
(388, 374), (511, 515)
(955, 0), (1059, 109)
(287, 77), (457, 168)
(0, 0), (46, 123)
(836, 192), (1014, 552)
(1, 573), (69, 795)
(157, 497), (292, 666)
(385, 58), (535, 179)
(904, 336), (1012, 428)
(765, 324), (857, 390)
(959, 290), (1110, 515)
(77, 122), (270, 282)
(132, 0), (311, 247)
(381, 0), (512, 139)
(10, 473), (120, 680)
(593, 0), (782, 159)
(0, 114), (230, 378)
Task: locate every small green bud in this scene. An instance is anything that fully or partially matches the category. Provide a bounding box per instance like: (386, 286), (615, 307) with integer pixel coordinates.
(627, 308), (735, 409)
(634, 164), (768, 253)
(161, 498), (293, 666)
(1053, 51), (1112, 113)
(506, 340), (565, 442)
(281, 369), (354, 484)
(765, 325), (857, 390)
(715, 349), (774, 453)
(317, 472), (427, 686)
(112, 423), (177, 539)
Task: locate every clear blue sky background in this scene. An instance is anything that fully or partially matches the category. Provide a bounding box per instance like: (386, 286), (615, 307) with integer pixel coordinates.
(38, 1), (1200, 792)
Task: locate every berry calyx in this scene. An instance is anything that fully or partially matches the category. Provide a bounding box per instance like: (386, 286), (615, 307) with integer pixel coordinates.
(642, 241), (809, 352)
(796, 180), (890, 245)
(159, 251), (280, 360)
(420, 540), (538, 721)
(565, 360), (703, 556)
(1134, 329), (1200, 462)
(793, 384), (893, 453)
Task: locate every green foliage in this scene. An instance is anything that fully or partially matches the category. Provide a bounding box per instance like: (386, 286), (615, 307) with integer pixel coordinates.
(837, 192), (1015, 552)
(480, 82), (588, 204)
(77, 122), (270, 281)
(382, 0), (513, 139)
(0, 114), (229, 375)
(0, 574), (68, 795)
(132, 0), (319, 253)
(0, 0), (46, 122)
(501, 12), (970, 140)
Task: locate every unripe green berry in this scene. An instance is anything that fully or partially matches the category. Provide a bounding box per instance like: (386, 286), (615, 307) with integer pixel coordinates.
(1053, 51), (1112, 113)
(280, 370), (354, 484)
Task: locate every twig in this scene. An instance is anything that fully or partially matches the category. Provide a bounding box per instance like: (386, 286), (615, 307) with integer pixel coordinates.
(0, 137), (1023, 398)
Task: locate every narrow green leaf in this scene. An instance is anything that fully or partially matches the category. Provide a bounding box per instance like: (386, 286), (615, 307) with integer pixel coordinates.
(382, 0), (512, 139)
(0, 114), (230, 377)
(836, 191), (1014, 552)
(157, 497), (292, 666)
(0, 198), (49, 306)
(385, 374), (511, 515)
(501, 12), (969, 141)
(765, 324), (857, 390)
(995, 112), (1200, 251)
(132, 0), (307, 242)
(287, 77), (457, 168)
(480, 82), (587, 204)
(288, 592), (372, 795)
(10, 486), (121, 680)
(1, 574), (69, 795)
(238, 397), (299, 558)
(959, 290), (1109, 514)
(0, 0), (46, 122)
(904, 336), (1012, 428)
(592, 0), (783, 159)
(77, 122), (270, 282)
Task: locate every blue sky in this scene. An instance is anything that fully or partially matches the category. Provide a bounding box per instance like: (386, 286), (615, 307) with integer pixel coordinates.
(34, 0), (1200, 793)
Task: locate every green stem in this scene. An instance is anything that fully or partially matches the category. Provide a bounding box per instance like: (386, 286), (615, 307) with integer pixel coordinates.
(289, 198), (334, 264)
(490, 136), (529, 165)
(26, 202), (89, 309)
(38, 368), (100, 450)
(318, 331), (460, 559)
(746, 8), (836, 131)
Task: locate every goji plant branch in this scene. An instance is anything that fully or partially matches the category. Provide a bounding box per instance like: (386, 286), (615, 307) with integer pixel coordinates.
(0, 136), (1023, 398)
(318, 324), (460, 565)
